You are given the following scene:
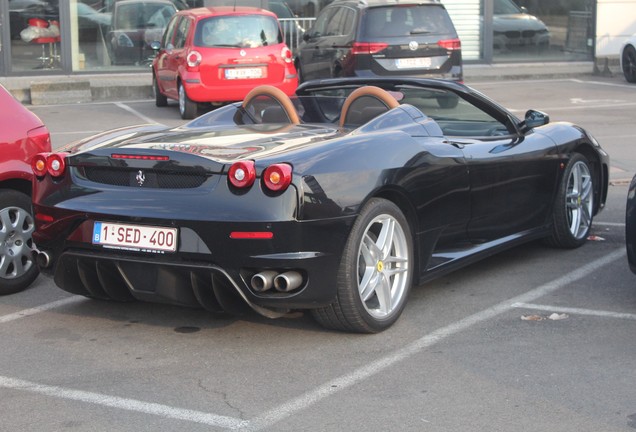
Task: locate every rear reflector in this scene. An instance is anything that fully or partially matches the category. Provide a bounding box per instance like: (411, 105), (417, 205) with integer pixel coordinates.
(35, 213), (54, 223)
(230, 232), (274, 239)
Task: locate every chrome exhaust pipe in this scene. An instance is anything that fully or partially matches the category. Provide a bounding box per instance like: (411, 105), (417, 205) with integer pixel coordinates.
(273, 271), (303, 292)
(250, 270), (278, 292)
(36, 251), (51, 268)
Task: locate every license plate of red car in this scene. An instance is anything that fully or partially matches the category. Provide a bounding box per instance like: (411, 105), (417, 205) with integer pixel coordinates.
(224, 67), (264, 79)
(92, 222), (178, 253)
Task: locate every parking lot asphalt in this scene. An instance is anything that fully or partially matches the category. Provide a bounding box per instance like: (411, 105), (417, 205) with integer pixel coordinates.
(1, 75), (635, 431)
(0, 61), (598, 105)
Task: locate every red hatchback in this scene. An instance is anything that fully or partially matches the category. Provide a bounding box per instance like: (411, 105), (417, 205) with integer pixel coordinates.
(0, 85), (51, 295)
(152, 7), (298, 119)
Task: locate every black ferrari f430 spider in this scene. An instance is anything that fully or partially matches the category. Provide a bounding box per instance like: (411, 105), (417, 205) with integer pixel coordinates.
(31, 78), (609, 332)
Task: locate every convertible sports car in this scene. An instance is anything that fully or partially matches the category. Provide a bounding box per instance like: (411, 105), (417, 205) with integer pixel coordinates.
(31, 78), (609, 333)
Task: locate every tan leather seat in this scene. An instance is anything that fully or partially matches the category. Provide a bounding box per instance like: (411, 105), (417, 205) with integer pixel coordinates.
(339, 86), (399, 128)
(242, 85), (300, 125)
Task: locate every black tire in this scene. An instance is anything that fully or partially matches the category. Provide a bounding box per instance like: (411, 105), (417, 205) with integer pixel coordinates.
(437, 94), (459, 109)
(622, 44), (636, 83)
(545, 154), (594, 248)
(0, 189), (39, 295)
(311, 198), (413, 333)
(154, 75), (168, 107)
(178, 81), (198, 120)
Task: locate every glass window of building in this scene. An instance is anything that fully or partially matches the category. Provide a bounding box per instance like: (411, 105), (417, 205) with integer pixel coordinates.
(442, 0), (594, 62)
(69, 0), (178, 71)
(9, 0), (62, 72)
(502, 0), (594, 61)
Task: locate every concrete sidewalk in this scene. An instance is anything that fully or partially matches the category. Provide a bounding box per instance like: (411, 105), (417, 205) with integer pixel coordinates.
(0, 61), (599, 105)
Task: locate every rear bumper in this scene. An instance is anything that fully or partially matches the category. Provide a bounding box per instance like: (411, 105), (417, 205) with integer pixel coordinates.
(35, 213), (355, 312)
(350, 65), (462, 82)
(183, 73), (298, 103)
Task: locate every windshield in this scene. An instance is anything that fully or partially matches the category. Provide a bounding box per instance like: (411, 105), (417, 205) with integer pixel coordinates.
(194, 15), (282, 48)
(494, 0), (523, 15)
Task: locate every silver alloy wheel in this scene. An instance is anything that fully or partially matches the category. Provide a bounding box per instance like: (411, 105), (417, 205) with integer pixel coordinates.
(357, 214), (410, 319)
(565, 160), (593, 240)
(0, 206), (35, 280)
(178, 84), (186, 115)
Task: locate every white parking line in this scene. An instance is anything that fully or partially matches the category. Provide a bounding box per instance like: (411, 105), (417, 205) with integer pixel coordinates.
(29, 99), (152, 109)
(242, 248), (626, 432)
(472, 78), (574, 86)
(594, 221), (626, 227)
(0, 376), (247, 430)
(0, 296), (84, 324)
(0, 248), (625, 430)
(511, 302), (636, 320)
(114, 102), (158, 124)
(570, 78), (636, 89)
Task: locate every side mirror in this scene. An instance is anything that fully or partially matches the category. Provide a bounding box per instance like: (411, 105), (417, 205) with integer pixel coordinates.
(150, 41), (161, 51)
(303, 32), (311, 42)
(521, 109), (549, 133)
(520, 6), (529, 14)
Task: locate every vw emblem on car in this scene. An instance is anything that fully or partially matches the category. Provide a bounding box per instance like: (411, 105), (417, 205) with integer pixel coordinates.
(409, 41), (419, 51)
(136, 170), (145, 187)
(240, 50), (246, 57)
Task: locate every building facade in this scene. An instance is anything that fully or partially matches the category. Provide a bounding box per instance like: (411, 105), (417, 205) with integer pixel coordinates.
(0, 0), (596, 76)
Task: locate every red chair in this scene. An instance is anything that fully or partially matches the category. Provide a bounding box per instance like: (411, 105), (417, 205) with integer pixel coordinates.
(28, 18), (60, 68)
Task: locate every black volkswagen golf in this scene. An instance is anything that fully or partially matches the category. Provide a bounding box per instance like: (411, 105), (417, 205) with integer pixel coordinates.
(295, 0), (462, 82)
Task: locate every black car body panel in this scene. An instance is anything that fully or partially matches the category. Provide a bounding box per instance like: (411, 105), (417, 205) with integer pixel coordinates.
(32, 77), (609, 328)
(627, 173), (636, 274)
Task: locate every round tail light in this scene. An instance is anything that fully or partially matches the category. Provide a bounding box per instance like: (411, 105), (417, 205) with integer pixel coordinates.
(187, 50), (202, 68)
(281, 46), (293, 63)
(263, 163), (292, 192)
(228, 160), (256, 188)
(32, 153), (50, 177)
(46, 152), (69, 177)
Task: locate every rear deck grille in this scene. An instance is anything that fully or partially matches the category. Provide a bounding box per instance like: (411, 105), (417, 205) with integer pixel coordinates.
(79, 167), (208, 189)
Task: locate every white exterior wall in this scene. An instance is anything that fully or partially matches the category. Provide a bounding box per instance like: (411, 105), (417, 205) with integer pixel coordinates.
(441, 0), (482, 60)
(596, 0), (636, 57)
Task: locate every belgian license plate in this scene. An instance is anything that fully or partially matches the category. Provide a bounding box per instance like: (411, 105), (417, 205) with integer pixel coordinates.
(395, 57), (432, 69)
(92, 222), (178, 253)
(224, 67), (264, 79)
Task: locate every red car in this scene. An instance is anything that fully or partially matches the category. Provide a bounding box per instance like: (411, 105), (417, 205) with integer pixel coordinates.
(0, 84), (51, 295)
(152, 6), (298, 119)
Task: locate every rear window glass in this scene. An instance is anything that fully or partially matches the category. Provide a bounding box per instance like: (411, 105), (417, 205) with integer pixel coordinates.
(194, 15), (282, 48)
(362, 5), (455, 38)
